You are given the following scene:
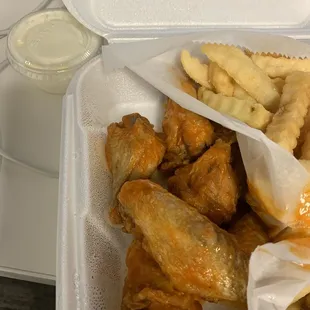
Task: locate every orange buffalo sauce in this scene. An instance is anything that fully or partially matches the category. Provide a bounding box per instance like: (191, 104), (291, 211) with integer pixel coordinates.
(295, 184), (310, 226)
(248, 180), (310, 240)
(286, 184), (310, 259)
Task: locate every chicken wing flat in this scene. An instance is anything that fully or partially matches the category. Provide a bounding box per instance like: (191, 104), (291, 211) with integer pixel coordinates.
(106, 113), (165, 224)
(122, 239), (202, 310)
(118, 180), (249, 305)
(161, 98), (215, 171)
(228, 212), (269, 255)
(168, 140), (239, 225)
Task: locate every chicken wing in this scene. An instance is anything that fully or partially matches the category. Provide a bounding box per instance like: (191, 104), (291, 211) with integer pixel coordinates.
(168, 140), (239, 225)
(118, 180), (249, 305)
(106, 113), (165, 224)
(161, 96), (215, 171)
(228, 212), (269, 255)
(122, 239), (202, 310)
(212, 122), (236, 144)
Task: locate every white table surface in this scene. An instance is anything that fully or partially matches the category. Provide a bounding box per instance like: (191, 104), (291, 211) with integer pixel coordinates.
(0, 0), (63, 284)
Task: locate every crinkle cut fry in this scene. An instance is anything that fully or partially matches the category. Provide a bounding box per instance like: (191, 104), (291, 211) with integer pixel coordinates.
(208, 60), (254, 100)
(198, 88), (273, 130)
(233, 83), (253, 101)
(209, 62), (234, 96)
(201, 44), (280, 111)
(265, 72), (310, 153)
(180, 50), (213, 89)
(208, 61), (283, 100)
(272, 77), (285, 94)
(251, 54), (310, 78)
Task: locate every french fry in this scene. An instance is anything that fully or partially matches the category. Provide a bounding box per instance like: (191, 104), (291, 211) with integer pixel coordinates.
(198, 88), (273, 130)
(251, 54), (310, 79)
(209, 62), (234, 96)
(180, 50), (213, 89)
(201, 44), (280, 111)
(197, 86), (207, 99)
(233, 78), (283, 100)
(233, 83), (254, 101)
(265, 72), (310, 153)
(208, 66), (281, 100)
(209, 62), (255, 100)
(272, 77), (285, 94)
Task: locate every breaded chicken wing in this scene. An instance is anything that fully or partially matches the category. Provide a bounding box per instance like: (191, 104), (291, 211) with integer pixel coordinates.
(118, 180), (249, 305)
(168, 140), (239, 225)
(105, 113), (165, 224)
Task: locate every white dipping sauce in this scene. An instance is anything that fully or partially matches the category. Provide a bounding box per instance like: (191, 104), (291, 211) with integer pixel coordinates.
(7, 9), (102, 94)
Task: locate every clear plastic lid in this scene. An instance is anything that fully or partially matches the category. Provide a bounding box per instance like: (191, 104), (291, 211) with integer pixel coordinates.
(7, 9), (102, 80)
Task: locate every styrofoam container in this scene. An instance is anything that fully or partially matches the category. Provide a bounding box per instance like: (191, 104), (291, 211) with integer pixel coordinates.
(59, 54), (243, 310)
(58, 56), (165, 310)
(58, 1), (310, 310)
(62, 0), (310, 43)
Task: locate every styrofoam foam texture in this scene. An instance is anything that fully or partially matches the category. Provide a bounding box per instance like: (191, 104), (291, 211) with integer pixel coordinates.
(57, 56), (163, 310)
(63, 0), (310, 42)
(58, 55), (244, 310)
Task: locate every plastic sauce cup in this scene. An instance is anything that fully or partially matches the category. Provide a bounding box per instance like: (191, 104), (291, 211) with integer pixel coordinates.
(7, 9), (102, 94)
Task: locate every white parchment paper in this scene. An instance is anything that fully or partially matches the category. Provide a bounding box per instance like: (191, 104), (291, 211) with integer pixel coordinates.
(102, 31), (310, 310)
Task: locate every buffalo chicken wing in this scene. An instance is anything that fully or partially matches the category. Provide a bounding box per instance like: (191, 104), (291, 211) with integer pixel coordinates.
(118, 180), (249, 305)
(161, 95), (215, 171)
(106, 113), (165, 224)
(168, 140), (239, 225)
(122, 239), (202, 310)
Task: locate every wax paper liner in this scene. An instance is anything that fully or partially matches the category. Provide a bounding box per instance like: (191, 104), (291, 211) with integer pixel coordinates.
(102, 31), (310, 309)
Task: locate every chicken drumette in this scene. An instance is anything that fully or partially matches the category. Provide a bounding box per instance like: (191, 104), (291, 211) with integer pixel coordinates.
(105, 113), (165, 224)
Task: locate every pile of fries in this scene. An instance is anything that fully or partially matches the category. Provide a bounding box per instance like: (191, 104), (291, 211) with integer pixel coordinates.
(181, 45), (310, 165)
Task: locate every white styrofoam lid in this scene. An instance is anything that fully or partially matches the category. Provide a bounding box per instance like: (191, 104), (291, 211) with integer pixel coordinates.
(63, 0), (310, 39)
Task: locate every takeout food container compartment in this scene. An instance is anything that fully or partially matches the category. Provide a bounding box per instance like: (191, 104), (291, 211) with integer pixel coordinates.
(58, 1), (310, 310)
(58, 57), (166, 310)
